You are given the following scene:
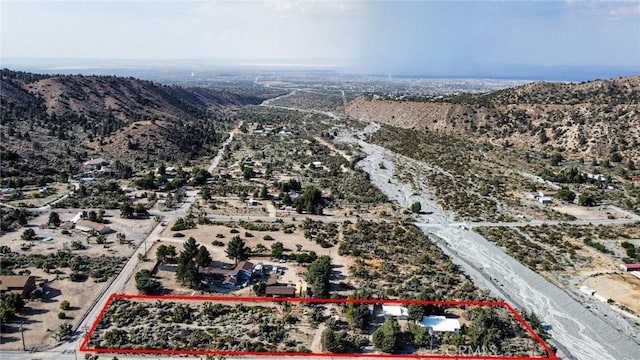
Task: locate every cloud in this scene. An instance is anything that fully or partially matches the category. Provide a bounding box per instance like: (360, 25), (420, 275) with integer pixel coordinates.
(609, 4), (640, 17)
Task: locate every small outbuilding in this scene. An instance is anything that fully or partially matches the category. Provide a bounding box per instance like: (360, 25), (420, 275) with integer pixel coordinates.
(419, 316), (461, 333)
(265, 285), (296, 298)
(619, 263), (640, 272)
(382, 305), (409, 319)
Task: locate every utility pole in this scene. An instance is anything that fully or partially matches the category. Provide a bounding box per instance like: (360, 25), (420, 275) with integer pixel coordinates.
(19, 321), (26, 351)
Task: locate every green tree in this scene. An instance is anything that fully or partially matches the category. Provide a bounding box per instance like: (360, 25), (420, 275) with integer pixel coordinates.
(48, 211), (61, 227)
(410, 201), (422, 214)
(134, 203), (148, 217)
(53, 323), (73, 341)
(135, 269), (162, 295)
(17, 210), (28, 227)
(555, 186), (576, 202)
(252, 281), (266, 296)
(192, 167), (211, 185)
(225, 235), (250, 265)
(88, 210), (98, 222)
(271, 241), (284, 259)
(176, 237), (202, 288)
(120, 203), (134, 218)
(103, 328), (128, 347)
(307, 256), (331, 298)
(321, 327), (345, 353)
(300, 185), (322, 214)
(409, 322), (431, 347)
(60, 300), (70, 310)
(1, 293), (25, 319)
(407, 291), (443, 321)
(578, 193), (597, 207)
(156, 244), (177, 263)
(610, 152), (623, 163)
(550, 153), (563, 166)
(346, 290), (371, 330)
(116, 232), (126, 244)
(242, 166), (254, 180)
(467, 307), (510, 352)
(372, 316), (401, 353)
(195, 245), (212, 268)
(21, 228), (36, 241)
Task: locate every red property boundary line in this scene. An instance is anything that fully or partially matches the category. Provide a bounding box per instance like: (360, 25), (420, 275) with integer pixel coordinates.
(80, 294), (558, 360)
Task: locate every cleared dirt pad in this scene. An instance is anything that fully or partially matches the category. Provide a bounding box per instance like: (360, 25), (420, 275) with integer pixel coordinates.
(552, 205), (628, 221)
(583, 273), (640, 314)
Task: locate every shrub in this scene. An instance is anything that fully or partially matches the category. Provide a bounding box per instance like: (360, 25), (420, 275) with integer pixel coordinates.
(263, 235), (275, 241)
(58, 311), (66, 319)
(60, 300), (70, 310)
(410, 201), (421, 214)
(173, 232), (186, 238)
(70, 272), (88, 282)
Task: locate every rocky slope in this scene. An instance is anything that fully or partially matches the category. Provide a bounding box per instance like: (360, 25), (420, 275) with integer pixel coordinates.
(346, 76), (640, 163)
(0, 69), (261, 185)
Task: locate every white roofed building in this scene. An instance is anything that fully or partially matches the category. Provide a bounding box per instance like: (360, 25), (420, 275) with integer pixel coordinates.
(419, 316), (461, 333)
(382, 305), (408, 319)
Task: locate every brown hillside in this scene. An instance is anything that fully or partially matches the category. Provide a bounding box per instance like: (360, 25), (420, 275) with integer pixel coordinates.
(346, 77), (640, 162)
(0, 69), (260, 184)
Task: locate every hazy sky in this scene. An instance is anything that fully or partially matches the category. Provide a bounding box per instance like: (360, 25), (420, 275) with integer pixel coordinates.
(1, 0), (639, 76)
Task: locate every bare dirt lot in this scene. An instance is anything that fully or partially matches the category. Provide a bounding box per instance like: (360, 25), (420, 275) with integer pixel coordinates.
(0, 210), (156, 350)
(552, 204), (629, 220)
(583, 273), (640, 314)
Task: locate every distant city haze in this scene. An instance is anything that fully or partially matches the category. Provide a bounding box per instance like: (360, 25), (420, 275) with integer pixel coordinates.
(1, 0), (639, 80)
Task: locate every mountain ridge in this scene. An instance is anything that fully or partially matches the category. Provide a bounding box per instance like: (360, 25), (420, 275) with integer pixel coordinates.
(346, 76), (640, 163)
(0, 69), (261, 185)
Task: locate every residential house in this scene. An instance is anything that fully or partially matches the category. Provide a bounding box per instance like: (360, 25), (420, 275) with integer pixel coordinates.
(83, 157), (108, 170)
(201, 261), (255, 289)
(75, 220), (112, 234)
(0, 276), (36, 297)
(538, 196), (553, 205)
